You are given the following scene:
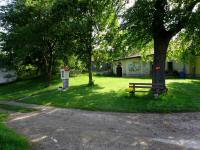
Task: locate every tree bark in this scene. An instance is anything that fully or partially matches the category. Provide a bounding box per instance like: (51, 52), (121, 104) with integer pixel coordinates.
(87, 46), (94, 86)
(42, 54), (53, 87)
(87, 19), (94, 86)
(43, 62), (52, 86)
(152, 32), (172, 94)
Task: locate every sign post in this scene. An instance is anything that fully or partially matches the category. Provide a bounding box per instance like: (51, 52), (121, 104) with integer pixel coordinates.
(60, 66), (70, 90)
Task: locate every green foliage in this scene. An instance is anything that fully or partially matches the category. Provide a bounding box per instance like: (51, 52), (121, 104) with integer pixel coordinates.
(0, 0), (119, 85)
(67, 55), (86, 71)
(66, 0), (119, 84)
(122, 0), (155, 50)
(168, 6), (200, 63)
(168, 32), (191, 63)
(0, 0), (76, 84)
(121, 0), (200, 88)
(122, 0), (200, 56)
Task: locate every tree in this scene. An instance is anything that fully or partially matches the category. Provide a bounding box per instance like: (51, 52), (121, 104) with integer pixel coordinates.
(123, 0), (200, 93)
(0, 0), (75, 85)
(73, 0), (119, 86)
(168, 13), (200, 76)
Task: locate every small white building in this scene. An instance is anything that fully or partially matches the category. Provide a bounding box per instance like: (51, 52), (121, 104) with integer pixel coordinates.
(113, 54), (200, 77)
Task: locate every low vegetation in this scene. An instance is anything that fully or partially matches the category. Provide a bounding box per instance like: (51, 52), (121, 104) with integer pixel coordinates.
(0, 113), (31, 150)
(0, 104), (37, 113)
(1, 75), (200, 113)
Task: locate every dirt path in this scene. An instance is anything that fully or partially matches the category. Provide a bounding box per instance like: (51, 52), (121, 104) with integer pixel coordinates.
(3, 101), (200, 150)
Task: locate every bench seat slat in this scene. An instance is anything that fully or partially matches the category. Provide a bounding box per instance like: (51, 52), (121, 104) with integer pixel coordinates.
(129, 83), (163, 86)
(134, 86), (152, 88)
(129, 86), (152, 88)
(135, 91), (150, 92)
(129, 83), (151, 85)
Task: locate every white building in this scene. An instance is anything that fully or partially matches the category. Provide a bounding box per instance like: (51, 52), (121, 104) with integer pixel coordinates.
(113, 54), (200, 77)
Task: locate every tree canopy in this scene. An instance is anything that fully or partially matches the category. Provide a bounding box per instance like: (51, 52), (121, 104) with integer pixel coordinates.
(0, 0), (119, 85)
(123, 0), (200, 93)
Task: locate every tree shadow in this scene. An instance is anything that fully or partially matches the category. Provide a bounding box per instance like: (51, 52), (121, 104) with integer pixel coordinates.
(2, 77), (200, 113)
(24, 79), (200, 113)
(0, 78), (61, 100)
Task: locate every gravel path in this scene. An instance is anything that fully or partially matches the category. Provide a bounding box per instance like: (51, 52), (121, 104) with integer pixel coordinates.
(3, 101), (200, 150)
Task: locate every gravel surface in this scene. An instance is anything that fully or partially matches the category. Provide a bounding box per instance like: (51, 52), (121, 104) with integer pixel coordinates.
(4, 102), (200, 150)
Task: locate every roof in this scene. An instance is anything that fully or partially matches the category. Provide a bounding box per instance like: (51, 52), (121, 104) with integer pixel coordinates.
(114, 53), (153, 61)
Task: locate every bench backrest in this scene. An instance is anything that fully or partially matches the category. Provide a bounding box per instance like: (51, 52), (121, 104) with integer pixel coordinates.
(129, 83), (163, 88)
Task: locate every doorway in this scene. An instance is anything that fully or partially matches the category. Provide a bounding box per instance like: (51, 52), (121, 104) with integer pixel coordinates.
(168, 62), (173, 72)
(116, 64), (122, 77)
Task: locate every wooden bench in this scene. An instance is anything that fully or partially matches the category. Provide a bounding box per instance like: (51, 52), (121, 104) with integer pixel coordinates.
(129, 83), (166, 97)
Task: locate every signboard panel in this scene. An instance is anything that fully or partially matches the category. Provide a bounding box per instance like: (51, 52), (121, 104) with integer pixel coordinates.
(60, 69), (69, 79)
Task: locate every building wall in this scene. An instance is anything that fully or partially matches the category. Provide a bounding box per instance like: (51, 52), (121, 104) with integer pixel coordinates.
(125, 58), (151, 76)
(122, 60), (127, 76)
(113, 58), (151, 76)
(113, 57), (195, 77)
(166, 61), (190, 74)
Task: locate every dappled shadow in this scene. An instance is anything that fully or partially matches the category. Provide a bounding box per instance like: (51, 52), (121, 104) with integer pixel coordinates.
(65, 84), (104, 96)
(2, 76), (200, 113)
(21, 79), (200, 113)
(168, 79), (200, 89)
(21, 83), (164, 113)
(167, 80), (200, 97)
(0, 78), (61, 100)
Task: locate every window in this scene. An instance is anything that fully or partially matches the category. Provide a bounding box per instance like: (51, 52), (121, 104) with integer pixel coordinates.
(61, 71), (64, 78)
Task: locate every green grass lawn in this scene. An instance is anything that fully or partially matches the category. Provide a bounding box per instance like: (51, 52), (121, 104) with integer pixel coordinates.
(1, 74), (200, 113)
(0, 113), (31, 150)
(0, 78), (61, 100)
(0, 104), (37, 113)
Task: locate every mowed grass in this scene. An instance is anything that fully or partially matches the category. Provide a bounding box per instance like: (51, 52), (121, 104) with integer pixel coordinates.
(0, 113), (31, 150)
(0, 78), (61, 100)
(1, 74), (200, 113)
(0, 104), (37, 113)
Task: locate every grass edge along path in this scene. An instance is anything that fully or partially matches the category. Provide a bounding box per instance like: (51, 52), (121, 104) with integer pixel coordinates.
(0, 113), (32, 150)
(0, 103), (37, 113)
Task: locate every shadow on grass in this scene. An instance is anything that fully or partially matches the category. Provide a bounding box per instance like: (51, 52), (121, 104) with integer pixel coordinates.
(2, 76), (200, 113)
(0, 104), (37, 113)
(23, 80), (200, 113)
(0, 78), (61, 100)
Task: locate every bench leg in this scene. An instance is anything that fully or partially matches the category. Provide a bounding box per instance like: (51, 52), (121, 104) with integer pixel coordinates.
(130, 91), (135, 96)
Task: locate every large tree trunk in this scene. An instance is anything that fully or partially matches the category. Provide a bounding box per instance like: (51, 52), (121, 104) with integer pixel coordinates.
(152, 32), (172, 94)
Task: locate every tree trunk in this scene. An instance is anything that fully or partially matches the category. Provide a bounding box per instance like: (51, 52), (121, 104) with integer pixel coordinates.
(87, 20), (94, 86)
(152, 33), (171, 94)
(43, 64), (52, 87)
(43, 55), (53, 87)
(46, 67), (52, 86)
(88, 47), (94, 86)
